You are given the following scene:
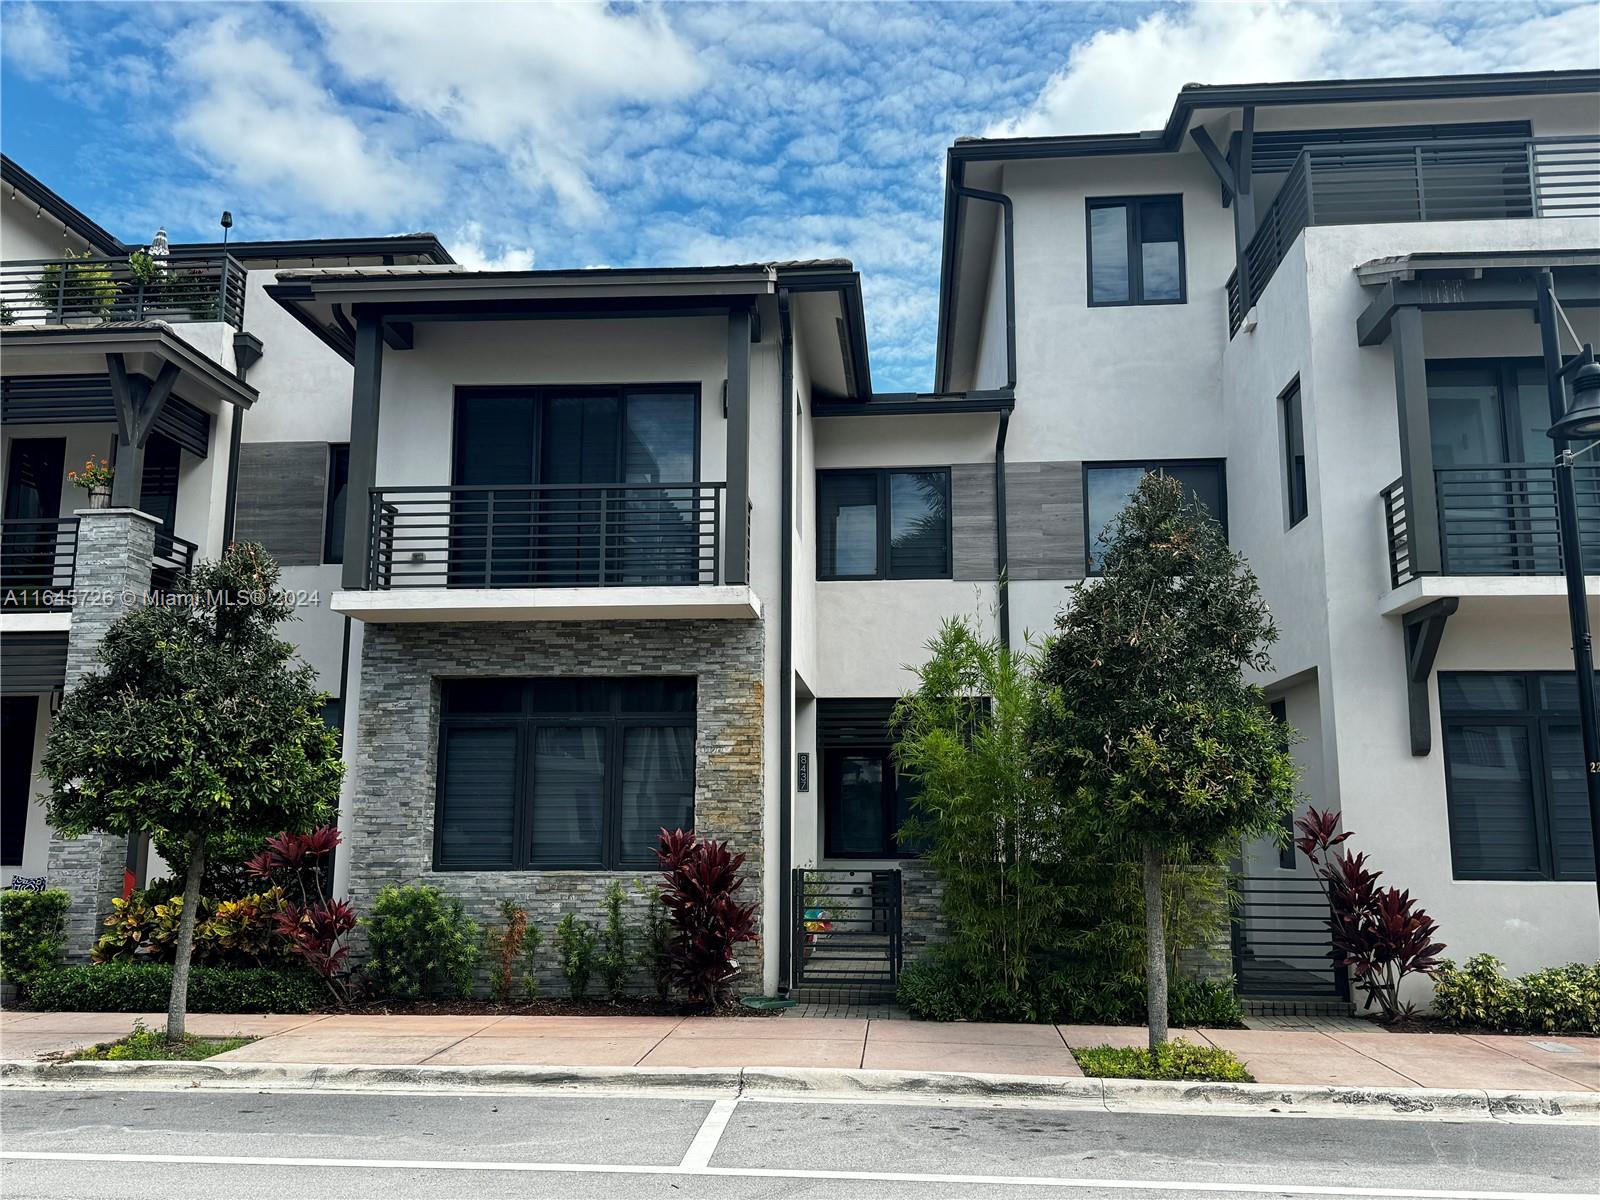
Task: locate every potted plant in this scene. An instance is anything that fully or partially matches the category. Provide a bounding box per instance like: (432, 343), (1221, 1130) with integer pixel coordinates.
(68, 457), (114, 509)
(31, 250), (117, 324)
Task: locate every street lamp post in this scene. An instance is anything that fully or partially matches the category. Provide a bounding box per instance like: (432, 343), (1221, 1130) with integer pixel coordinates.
(1536, 271), (1600, 914)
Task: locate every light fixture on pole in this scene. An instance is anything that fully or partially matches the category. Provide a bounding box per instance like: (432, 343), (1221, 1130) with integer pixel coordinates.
(220, 210), (232, 247)
(1538, 270), (1600, 913)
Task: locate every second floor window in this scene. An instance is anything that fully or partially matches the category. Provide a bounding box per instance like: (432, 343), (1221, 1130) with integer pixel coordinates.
(817, 468), (951, 581)
(1281, 380), (1308, 528)
(323, 443), (350, 565)
(1084, 459), (1226, 575)
(1087, 196), (1186, 306)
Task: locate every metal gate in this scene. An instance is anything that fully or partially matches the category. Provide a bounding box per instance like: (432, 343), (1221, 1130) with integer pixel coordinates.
(791, 868), (901, 999)
(1230, 876), (1350, 1001)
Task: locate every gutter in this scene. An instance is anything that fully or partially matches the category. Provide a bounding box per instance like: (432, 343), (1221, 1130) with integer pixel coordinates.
(994, 411), (1010, 651)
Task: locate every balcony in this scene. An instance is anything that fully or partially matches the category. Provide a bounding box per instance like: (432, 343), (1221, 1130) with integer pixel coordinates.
(0, 517), (198, 613)
(338, 482), (759, 623)
(1227, 135), (1600, 335)
(1381, 463), (1600, 589)
(0, 253), (246, 329)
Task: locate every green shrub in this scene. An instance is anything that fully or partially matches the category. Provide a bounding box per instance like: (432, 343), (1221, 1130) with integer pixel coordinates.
(1073, 1040), (1252, 1082)
(363, 886), (479, 1000)
(1435, 955), (1598, 1033)
(0, 888), (70, 987)
(556, 912), (597, 999)
(597, 882), (632, 1000)
(897, 949), (1243, 1027)
(93, 884), (292, 968)
(521, 923), (544, 1000)
(637, 881), (673, 1000)
(73, 1019), (251, 1062)
(26, 962), (321, 1013)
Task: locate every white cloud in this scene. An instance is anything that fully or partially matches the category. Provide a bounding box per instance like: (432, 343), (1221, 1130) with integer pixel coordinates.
(310, 2), (706, 220)
(1, 2), (71, 81)
(988, 1), (1600, 139)
(171, 14), (430, 223)
(448, 221), (537, 272)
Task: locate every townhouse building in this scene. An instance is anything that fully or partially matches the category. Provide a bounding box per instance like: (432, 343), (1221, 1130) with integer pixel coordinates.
(3, 67), (1597, 1007)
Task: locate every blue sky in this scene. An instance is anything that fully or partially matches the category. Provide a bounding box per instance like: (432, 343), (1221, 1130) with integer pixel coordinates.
(3, 1), (1596, 390)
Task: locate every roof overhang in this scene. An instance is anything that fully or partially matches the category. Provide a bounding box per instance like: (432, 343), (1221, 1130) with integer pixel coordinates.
(0, 324), (257, 410)
(811, 389), (1013, 418)
(935, 69), (1600, 389)
(1, 154), (125, 256)
(1354, 249), (1600, 345)
(168, 235), (455, 269)
(266, 262), (874, 398)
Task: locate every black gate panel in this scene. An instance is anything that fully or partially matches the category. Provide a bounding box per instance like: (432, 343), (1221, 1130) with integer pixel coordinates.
(792, 868), (901, 999)
(1230, 875), (1350, 1000)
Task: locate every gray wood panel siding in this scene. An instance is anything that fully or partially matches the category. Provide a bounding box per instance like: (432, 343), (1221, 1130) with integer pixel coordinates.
(1004, 461), (1085, 581)
(234, 441), (328, 566)
(951, 463), (996, 580)
(952, 461), (1086, 582)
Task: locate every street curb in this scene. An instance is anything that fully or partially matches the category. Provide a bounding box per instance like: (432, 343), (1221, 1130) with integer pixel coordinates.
(4, 1057), (1596, 1121)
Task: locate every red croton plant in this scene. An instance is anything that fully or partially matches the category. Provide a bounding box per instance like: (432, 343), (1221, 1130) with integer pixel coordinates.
(1294, 807), (1446, 1022)
(246, 825), (357, 1002)
(655, 828), (758, 1010)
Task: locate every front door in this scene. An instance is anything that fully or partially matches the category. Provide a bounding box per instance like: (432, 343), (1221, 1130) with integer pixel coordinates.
(2, 438), (67, 599)
(1, 696), (39, 867)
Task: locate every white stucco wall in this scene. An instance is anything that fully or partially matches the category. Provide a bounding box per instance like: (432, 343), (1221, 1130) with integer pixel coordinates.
(0, 190), (98, 262)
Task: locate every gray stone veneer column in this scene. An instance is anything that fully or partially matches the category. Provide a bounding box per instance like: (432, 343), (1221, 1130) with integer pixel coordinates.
(49, 508), (159, 960)
(348, 619), (766, 997)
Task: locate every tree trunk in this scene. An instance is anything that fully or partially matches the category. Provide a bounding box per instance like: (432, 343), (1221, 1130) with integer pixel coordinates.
(166, 840), (206, 1044)
(1143, 842), (1168, 1052)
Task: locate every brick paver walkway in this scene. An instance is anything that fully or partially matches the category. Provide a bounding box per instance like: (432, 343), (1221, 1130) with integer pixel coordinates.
(2, 1010), (1593, 1091)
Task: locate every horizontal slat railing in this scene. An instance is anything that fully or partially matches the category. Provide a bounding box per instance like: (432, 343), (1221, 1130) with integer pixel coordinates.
(1230, 875), (1348, 1001)
(1435, 463), (1600, 576)
(1380, 477), (1412, 588)
(0, 253), (245, 328)
(1228, 135), (1600, 335)
(793, 868), (902, 996)
(367, 482), (725, 590)
(150, 530), (198, 592)
(0, 516), (77, 610)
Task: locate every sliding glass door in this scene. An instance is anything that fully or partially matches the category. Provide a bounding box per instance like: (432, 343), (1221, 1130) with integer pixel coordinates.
(452, 386), (698, 587)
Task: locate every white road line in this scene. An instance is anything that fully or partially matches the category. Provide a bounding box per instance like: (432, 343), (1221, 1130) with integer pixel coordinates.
(0, 1150), (1579, 1200)
(679, 1096), (739, 1168)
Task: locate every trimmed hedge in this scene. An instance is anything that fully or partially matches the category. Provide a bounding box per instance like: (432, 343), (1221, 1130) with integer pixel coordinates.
(24, 962), (321, 1014)
(0, 888), (69, 986)
(1433, 955), (1598, 1034)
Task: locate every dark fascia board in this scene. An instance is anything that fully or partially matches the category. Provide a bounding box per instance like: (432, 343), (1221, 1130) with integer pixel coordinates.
(0, 325), (259, 410)
(0, 153), (125, 256)
(934, 68), (1600, 388)
(776, 265), (874, 400)
(166, 234), (456, 265)
(812, 389), (1014, 418)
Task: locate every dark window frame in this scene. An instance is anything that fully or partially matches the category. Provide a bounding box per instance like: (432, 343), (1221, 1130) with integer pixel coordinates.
(433, 677), (696, 872)
(1085, 194), (1188, 308)
(1439, 670), (1596, 882)
(1267, 698), (1296, 869)
(323, 442), (350, 565)
(1425, 356), (1548, 465)
(817, 699), (925, 860)
(450, 383), (703, 487)
(1081, 458), (1228, 576)
(815, 467), (953, 582)
(1280, 378), (1308, 528)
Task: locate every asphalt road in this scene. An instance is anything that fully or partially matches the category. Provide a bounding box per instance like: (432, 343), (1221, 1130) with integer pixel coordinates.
(1, 1085), (1595, 1200)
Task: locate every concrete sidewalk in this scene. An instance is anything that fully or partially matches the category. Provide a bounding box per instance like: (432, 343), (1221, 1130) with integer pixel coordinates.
(2, 1010), (1594, 1091)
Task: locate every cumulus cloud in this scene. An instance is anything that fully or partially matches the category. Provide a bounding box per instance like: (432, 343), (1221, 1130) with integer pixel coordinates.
(448, 221), (537, 272)
(172, 14), (431, 223)
(988, 0), (1600, 138)
(0, 2), (71, 81)
(309, 2), (706, 220)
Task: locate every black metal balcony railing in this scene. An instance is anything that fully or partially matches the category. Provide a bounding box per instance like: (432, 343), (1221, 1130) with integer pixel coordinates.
(0, 516), (78, 610)
(151, 530), (199, 593)
(1227, 135), (1600, 335)
(366, 483), (726, 590)
(1382, 463), (1600, 588)
(0, 253), (246, 329)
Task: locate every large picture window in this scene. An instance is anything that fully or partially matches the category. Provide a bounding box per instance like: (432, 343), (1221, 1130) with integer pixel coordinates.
(1083, 460), (1226, 575)
(1440, 671), (1596, 881)
(1087, 196), (1186, 306)
(435, 677), (695, 871)
(817, 468), (951, 580)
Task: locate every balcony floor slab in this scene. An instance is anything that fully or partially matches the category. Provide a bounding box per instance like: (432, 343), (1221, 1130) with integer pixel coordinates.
(331, 584), (762, 623)
(1380, 574), (1600, 617)
(0, 612), (71, 633)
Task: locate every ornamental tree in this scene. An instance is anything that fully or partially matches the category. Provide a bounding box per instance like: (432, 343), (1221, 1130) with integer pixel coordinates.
(41, 543), (342, 1041)
(1035, 473), (1297, 1049)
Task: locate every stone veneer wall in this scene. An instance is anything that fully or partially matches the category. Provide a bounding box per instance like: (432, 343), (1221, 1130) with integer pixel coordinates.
(898, 859), (946, 968)
(348, 618), (766, 997)
(49, 508), (159, 960)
